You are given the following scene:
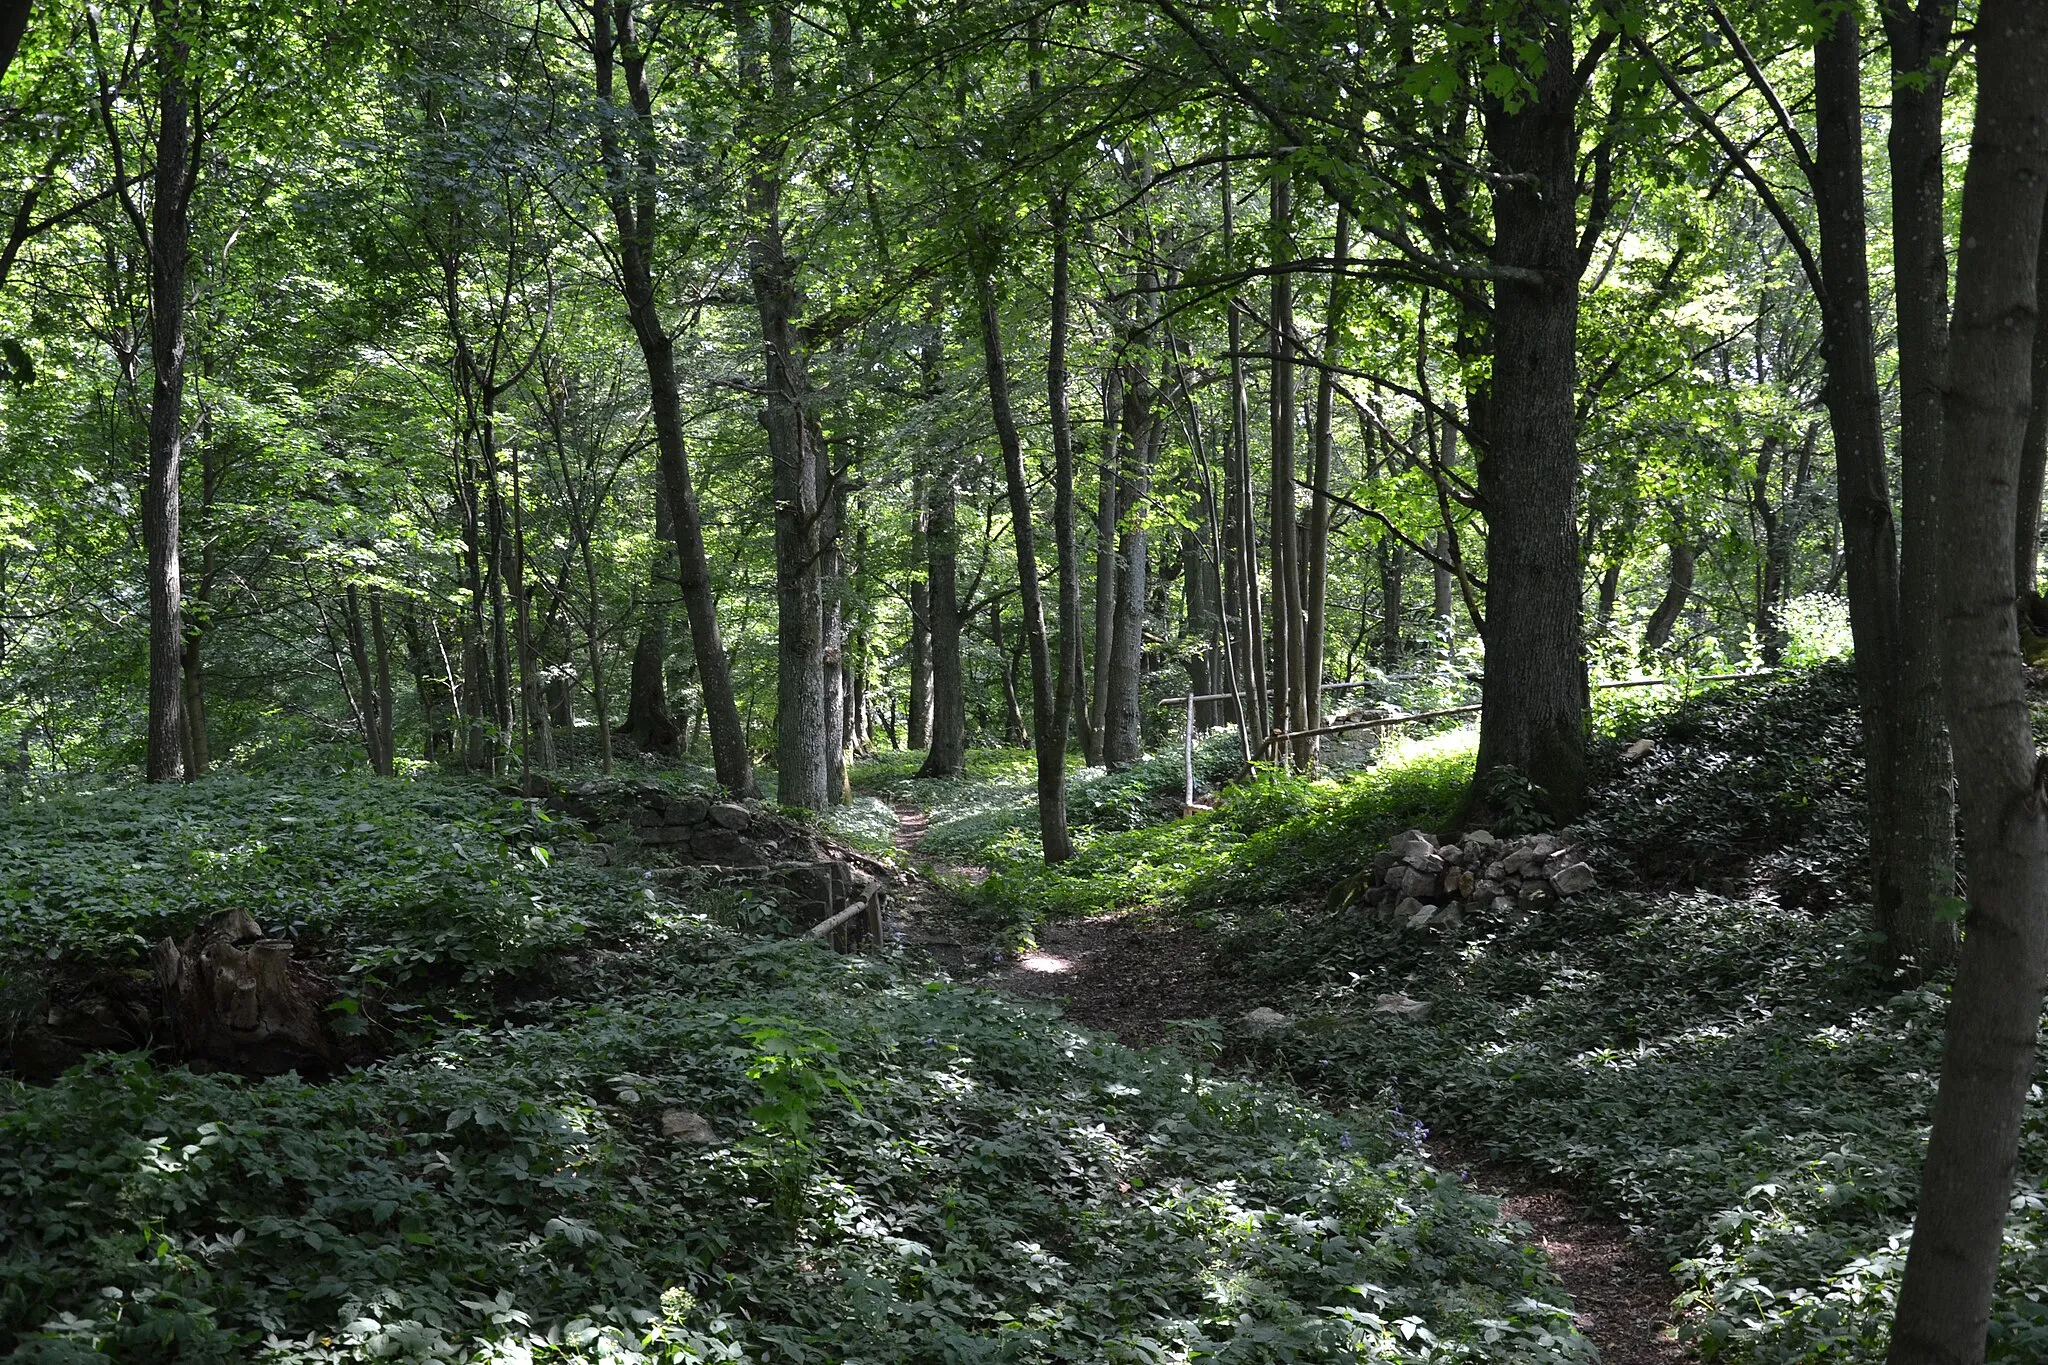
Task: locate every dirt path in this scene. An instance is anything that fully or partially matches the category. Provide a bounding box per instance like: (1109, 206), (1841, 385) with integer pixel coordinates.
(885, 802), (1690, 1364)
(1431, 1140), (1689, 1364)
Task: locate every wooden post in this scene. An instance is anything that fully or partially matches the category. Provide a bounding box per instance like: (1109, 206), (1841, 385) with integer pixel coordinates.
(1183, 691), (1196, 810)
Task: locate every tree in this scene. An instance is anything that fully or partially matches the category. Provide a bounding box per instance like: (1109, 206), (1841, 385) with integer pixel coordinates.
(587, 0), (756, 795)
(1889, 0), (2048, 1350)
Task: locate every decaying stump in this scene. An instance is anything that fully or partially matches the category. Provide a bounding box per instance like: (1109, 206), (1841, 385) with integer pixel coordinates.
(152, 909), (337, 1076)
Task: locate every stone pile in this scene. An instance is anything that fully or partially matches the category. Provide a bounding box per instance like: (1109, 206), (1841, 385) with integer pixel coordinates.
(544, 779), (890, 941)
(1354, 827), (1597, 930)
(548, 780), (817, 868)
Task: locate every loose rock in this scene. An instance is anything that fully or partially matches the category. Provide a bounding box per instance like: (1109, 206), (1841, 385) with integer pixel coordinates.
(1241, 1006), (1290, 1033)
(660, 1109), (721, 1143)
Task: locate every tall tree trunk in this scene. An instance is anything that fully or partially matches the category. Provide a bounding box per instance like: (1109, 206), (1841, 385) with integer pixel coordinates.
(1220, 134), (1267, 748)
(371, 589), (395, 775)
(343, 584), (391, 776)
(1380, 540), (1406, 671)
(908, 576), (931, 750)
(1103, 360), (1153, 768)
(1268, 163), (1302, 765)
(401, 606), (455, 761)
(2014, 224), (2048, 599)
(823, 458), (848, 804)
(1883, 0), (1961, 974)
(509, 446), (550, 785)
(626, 483), (677, 752)
(143, 0), (194, 784)
(976, 256), (1069, 856)
(1470, 16), (1589, 819)
(1889, 7), (2048, 1350)
(1814, 11), (1924, 969)
(181, 622), (209, 777)
(1752, 434), (1787, 664)
(1304, 211), (1350, 759)
(1047, 191), (1082, 854)
(572, 483), (615, 775)
(1640, 530), (1696, 658)
(742, 3), (827, 811)
(1088, 364), (1122, 767)
(457, 440), (493, 771)
(597, 0), (755, 794)
(920, 446), (967, 777)
(481, 416), (515, 775)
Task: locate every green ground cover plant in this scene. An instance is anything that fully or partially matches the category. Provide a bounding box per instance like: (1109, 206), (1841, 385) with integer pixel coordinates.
(892, 666), (2048, 1361)
(0, 768), (1594, 1365)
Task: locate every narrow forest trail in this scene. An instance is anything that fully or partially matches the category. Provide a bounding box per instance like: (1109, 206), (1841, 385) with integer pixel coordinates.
(884, 801), (1692, 1365)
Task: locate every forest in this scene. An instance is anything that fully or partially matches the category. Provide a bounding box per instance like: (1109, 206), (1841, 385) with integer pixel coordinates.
(5, 0), (2048, 1359)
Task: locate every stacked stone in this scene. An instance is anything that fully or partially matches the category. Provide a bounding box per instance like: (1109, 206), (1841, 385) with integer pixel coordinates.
(551, 779), (769, 866)
(625, 791), (761, 864)
(1359, 828), (1597, 930)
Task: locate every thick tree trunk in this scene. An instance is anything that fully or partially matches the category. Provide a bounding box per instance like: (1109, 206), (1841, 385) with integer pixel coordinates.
(743, 5), (827, 811)
(1884, 0), (1961, 974)
(1471, 19), (1588, 819)
(180, 628), (209, 777)
(598, 0), (755, 795)
(1103, 363), (1153, 768)
(2015, 226), (2048, 598)
(143, 0), (193, 785)
(1889, 8), (2048, 1352)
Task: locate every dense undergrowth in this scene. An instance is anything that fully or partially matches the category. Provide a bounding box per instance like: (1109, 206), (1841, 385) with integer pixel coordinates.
(1, 765), (1592, 1363)
(888, 664), (2048, 1362)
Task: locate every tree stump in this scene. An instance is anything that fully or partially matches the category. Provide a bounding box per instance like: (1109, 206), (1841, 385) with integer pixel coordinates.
(152, 909), (337, 1076)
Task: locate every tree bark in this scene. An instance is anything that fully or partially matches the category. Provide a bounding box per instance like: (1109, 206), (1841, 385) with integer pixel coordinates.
(1883, 0), (1961, 974)
(976, 252), (1069, 857)
(741, 3), (827, 811)
(1268, 164), (1302, 765)
(143, 0), (195, 784)
(1305, 210), (1350, 756)
(1047, 190), (1083, 858)
(625, 480), (678, 752)
(2015, 223), (2048, 599)
(343, 584), (390, 776)
(908, 576), (930, 750)
(1813, 10), (1932, 970)
(1088, 362), (1123, 768)
(1220, 136), (1267, 747)
(920, 441), (967, 777)
(1640, 530), (1695, 658)
(371, 589), (395, 775)
(1889, 5), (2048, 1351)
(1103, 358), (1153, 768)
(1471, 15), (1589, 818)
(823, 453), (849, 805)
(596, 0), (755, 795)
